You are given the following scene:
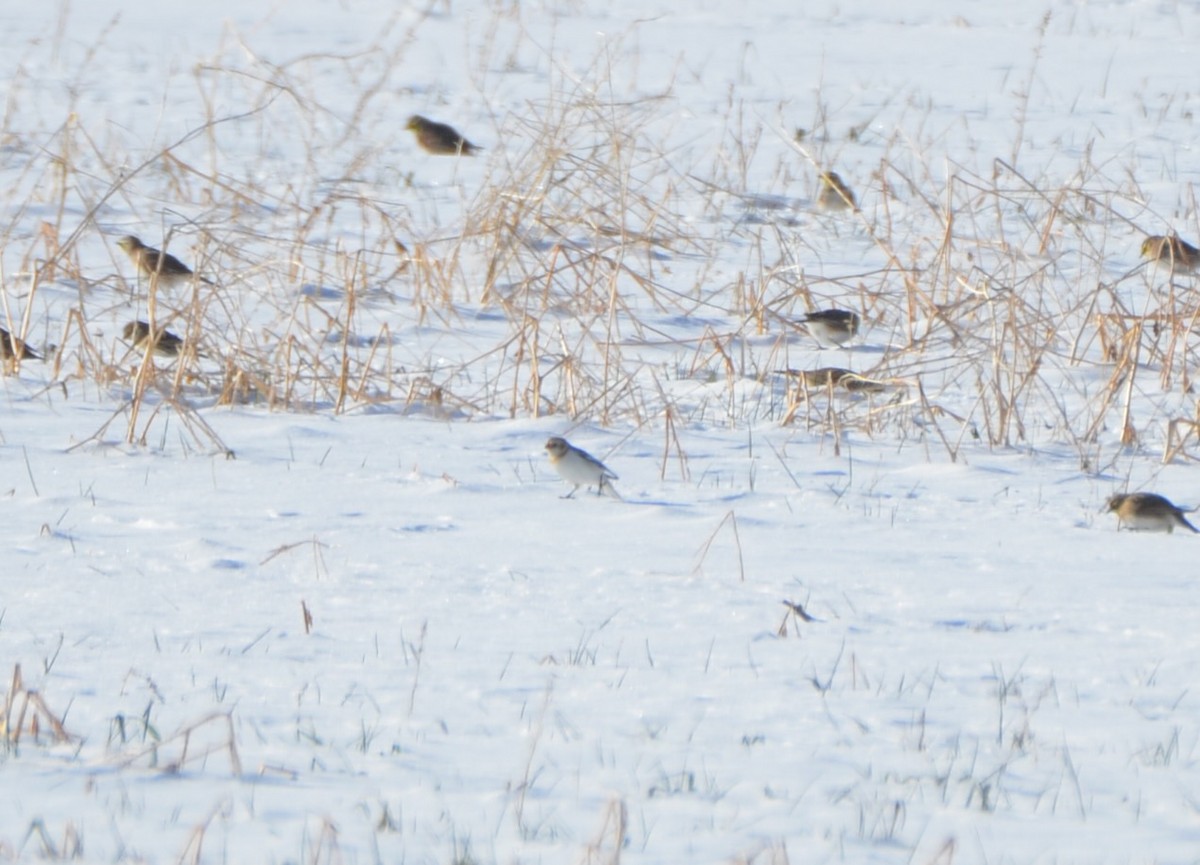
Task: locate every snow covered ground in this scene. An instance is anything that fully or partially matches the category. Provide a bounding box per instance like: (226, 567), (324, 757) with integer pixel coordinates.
(2, 2), (1200, 863)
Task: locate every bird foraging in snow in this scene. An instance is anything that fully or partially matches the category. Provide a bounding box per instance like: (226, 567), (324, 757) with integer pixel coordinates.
(545, 436), (619, 498)
(1107, 492), (1198, 534)
(405, 115), (481, 156)
(781, 366), (887, 393)
(798, 309), (861, 346)
(117, 235), (212, 288)
(817, 171), (857, 211)
(1140, 234), (1200, 272)
(0, 326), (39, 361)
(122, 320), (186, 357)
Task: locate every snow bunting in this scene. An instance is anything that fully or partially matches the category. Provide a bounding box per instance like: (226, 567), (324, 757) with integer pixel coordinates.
(405, 115), (480, 156)
(1140, 234), (1199, 271)
(544, 436), (619, 498)
(0, 326), (39, 361)
(117, 235), (212, 287)
(798, 309), (861, 346)
(817, 171), (857, 211)
(1107, 492), (1198, 534)
(122, 320), (185, 357)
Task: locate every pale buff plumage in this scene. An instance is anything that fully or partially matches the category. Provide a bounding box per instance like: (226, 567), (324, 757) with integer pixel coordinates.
(122, 320), (186, 357)
(781, 366), (887, 393)
(817, 171), (857, 211)
(1107, 493), (1198, 534)
(117, 235), (212, 287)
(1140, 235), (1200, 272)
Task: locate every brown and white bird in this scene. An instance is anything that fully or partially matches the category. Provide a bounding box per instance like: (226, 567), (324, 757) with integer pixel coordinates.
(405, 115), (481, 156)
(781, 366), (886, 393)
(1107, 492), (1198, 534)
(798, 309), (861, 346)
(117, 235), (212, 287)
(122, 320), (186, 357)
(545, 436), (619, 498)
(0, 326), (39, 361)
(817, 171), (857, 211)
(1140, 234), (1200, 272)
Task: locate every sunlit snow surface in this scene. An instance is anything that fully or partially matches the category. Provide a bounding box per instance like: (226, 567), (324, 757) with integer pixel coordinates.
(2, 2), (1200, 863)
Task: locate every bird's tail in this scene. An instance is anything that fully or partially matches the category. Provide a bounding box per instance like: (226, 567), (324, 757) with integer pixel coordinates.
(600, 478), (624, 501)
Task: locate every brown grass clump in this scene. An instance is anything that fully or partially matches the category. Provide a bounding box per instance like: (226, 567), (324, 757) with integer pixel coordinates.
(1, 7), (1196, 473)
(1, 665), (75, 751)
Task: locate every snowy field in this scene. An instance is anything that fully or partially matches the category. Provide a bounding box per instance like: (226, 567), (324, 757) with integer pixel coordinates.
(2, 1), (1200, 862)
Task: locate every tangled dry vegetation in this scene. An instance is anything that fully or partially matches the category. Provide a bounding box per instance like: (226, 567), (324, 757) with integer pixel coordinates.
(2, 16), (1198, 471)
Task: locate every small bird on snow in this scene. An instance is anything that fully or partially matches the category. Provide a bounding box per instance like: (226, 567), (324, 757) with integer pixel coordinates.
(122, 320), (186, 357)
(817, 170), (857, 211)
(798, 309), (861, 346)
(545, 436), (619, 498)
(117, 235), (212, 287)
(1140, 234), (1200, 272)
(0, 326), (39, 361)
(405, 115), (481, 156)
(781, 366), (887, 393)
(1106, 492), (1198, 534)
